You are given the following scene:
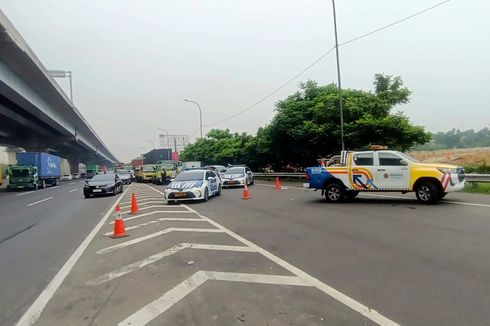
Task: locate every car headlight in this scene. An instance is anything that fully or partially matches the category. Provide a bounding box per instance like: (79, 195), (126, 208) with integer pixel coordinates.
(105, 184), (115, 189)
(438, 168), (457, 174)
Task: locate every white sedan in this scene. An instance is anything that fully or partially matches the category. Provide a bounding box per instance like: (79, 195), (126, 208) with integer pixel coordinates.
(164, 169), (222, 204)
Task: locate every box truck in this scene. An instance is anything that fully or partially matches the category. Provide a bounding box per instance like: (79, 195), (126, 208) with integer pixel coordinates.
(7, 152), (61, 190)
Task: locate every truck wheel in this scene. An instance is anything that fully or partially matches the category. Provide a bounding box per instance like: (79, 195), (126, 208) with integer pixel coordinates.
(415, 181), (440, 204)
(345, 190), (359, 201)
(324, 183), (345, 203)
(42, 180), (46, 189)
(55, 178), (60, 186)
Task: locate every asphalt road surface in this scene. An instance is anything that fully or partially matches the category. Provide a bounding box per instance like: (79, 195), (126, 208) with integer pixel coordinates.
(0, 180), (121, 326)
(5, 180), (490, 325)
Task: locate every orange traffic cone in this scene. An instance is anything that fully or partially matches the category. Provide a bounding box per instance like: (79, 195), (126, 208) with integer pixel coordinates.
(242, 183), (251, 200)
(111, 204), (129, 238)
(275, 177), (281, 190)
(130, 192), (139, 214)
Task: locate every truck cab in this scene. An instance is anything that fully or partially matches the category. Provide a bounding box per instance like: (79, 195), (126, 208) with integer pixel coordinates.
(139, 164), (157, 183)
(306, 147), (466, 204)
(7, 166), (39, 190)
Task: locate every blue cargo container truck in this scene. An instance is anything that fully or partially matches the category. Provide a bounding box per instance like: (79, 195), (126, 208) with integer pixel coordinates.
(7, 152), (61, 190)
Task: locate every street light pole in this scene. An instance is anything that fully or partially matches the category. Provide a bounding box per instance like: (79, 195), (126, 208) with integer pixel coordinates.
(184, 99), (203, 139)
(331, 0), (345, 151)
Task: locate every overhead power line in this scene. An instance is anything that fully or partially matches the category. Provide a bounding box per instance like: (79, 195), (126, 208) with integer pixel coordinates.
(203, 0), (452, 128)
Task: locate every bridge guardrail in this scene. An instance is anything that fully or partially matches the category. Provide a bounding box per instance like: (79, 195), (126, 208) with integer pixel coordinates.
(254, 172), (490, 183)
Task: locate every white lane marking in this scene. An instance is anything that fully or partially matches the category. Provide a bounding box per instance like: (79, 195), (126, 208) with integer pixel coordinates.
(69, 182), (76, 185)
(49, 186), (60, 190)
(256, 183), (490, 209)
(119, 271), (310, 326)
(69, 188), (78, 193)
(87, 243), (255, 285)
(16, 191), (35, 196)
(109, 210), (193, 224)
(16, 189), (129, 326)
(104, 218), (205, 235)
(120, 205), (169, 214)
(119, 201), (164, 209)
(119, 198), (164, 205)
(96, 228), (224, 255)
(26, 197), (53, 207)
(361, 193), (490, 208)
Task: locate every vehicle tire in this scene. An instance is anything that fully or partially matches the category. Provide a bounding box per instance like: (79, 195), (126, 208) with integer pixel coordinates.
(167, 200), (176, 205)
(324, 183), (345, 203)
(415, 181), (440, 204)
(203, 188), (209, 202)
(216, 185), (222, 196)
(55, 178), (60, 186)
(345, 190), (359, 200)
(250, 178), (254, 185)
(440, 192), (447, 199)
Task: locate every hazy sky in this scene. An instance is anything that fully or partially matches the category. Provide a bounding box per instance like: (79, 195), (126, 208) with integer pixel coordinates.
(1, 0), (489, 162)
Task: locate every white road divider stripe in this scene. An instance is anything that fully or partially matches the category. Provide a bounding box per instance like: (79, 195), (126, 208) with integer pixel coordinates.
(103, 218), (205, 235)
(96, 228), (224, 255)
(69, 189), (78, 193)
(110, 210), (193, 224)
(120, 205), (169, 214)
(119, 201), (164, 209)
(119, 271), (310, 326)
(27, 197), (53, 207)
(87, 243), (256, 285)
(16, 188), (129, 326)
(16, 191), (35, 196)
(119, 198), (164, 205)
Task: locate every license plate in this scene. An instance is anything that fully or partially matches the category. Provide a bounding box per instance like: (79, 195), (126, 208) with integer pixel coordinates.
(303, 183), (310, 189)
(174, 192), (186, 198)
(93, 189), (102, 192)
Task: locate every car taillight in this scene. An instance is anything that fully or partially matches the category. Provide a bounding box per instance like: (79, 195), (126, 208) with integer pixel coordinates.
(305, 173), (310, 180)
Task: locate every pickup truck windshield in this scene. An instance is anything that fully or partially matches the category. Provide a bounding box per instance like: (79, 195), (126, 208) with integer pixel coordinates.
(142, 166), (155, 172)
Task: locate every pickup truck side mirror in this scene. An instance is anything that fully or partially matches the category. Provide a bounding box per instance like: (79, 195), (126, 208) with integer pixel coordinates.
(400, 160), (408, 166)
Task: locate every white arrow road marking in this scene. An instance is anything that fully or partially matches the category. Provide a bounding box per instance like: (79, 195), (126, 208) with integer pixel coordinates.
(96, 228), (224, 255)
(88, 243), (256, 285)
(104, 218), (206, 236)
(27, 197), (53, 207)
(119, 271), (310, 326)
(110, 210), (194, 224)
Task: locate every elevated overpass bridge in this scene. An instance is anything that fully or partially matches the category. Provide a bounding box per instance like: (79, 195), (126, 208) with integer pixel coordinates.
(0, 10), (118, 171)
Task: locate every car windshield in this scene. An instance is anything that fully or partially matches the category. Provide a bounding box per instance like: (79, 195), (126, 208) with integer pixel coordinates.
(226, 167), (245, 174)
(160, 163), (175, 169)
(174, 171), (204, 181)
(117, 173), (130, 177)
(11, 169), (30, 177)
(90, 174), (114, 182)
(142, 166), (155, 172)
(399, 152), (420, 163)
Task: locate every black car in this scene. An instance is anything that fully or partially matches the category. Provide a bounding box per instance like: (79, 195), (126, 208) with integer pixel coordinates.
(84, 173), (123, 198)
(117, 171), (132, 185)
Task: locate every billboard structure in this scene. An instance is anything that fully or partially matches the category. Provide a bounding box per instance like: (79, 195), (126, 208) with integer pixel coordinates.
(158, 134), (189, 153)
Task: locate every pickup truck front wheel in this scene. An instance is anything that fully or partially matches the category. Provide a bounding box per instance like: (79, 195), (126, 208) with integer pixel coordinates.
(415, 181), (440, 204)
(325, 183), (345, 203)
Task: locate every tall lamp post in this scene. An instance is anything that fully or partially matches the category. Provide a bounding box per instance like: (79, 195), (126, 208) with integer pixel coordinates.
(184, 99), (203, 139)
(331, 0), (345, 151)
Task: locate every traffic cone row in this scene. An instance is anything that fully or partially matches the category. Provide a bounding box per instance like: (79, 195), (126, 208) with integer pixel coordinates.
(110, 204), (129, 239)
(130, 192), (139, 214)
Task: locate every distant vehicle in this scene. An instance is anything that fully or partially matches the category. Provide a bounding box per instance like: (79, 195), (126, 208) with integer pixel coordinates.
(7, 152), (61, 190)
(116, 171), (132, 185)
(205, 165), (227, 178)
(86, 164), (99, 179)
(183, 161), (202, 169)
(138, 164), (157, 183)
(305, 146), (466, 204)
(61, 174), (73, 181)
(164, 169), (221, 204)
(154, 160), (182, 185)
(84, 173), (123, 198)
(72, 173), (80, 179)
(222, 165), (254, 187)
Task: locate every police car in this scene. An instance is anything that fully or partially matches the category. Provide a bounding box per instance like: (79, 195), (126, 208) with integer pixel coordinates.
(222, 165), (254, 188)
(164, 169), (222, 204)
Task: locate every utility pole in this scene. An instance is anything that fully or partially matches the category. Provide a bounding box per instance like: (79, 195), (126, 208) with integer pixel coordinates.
(331, 0), (345, 151)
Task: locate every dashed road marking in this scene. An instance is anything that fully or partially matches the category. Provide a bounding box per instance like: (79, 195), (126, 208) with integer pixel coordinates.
(16, 188), (129, 326)
(16, 191), (35, 196)
(119, 271), (311, 326)
(27, 197), (53, 207)
(69, 182), (76, 185)
(87, 243), (256, 285)
(96, 228), (224, 255)
(69, 188), (78, 193)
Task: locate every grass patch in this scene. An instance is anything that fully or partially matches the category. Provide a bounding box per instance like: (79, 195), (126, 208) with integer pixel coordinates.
(464, 182), (490, 194)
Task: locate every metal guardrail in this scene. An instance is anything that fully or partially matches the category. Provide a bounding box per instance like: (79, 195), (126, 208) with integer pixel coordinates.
(254, 172), (490, 183)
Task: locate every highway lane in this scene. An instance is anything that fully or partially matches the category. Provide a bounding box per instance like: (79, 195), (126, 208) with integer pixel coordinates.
(0, 180), (122, 326)
(185, 182), (490, 325)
